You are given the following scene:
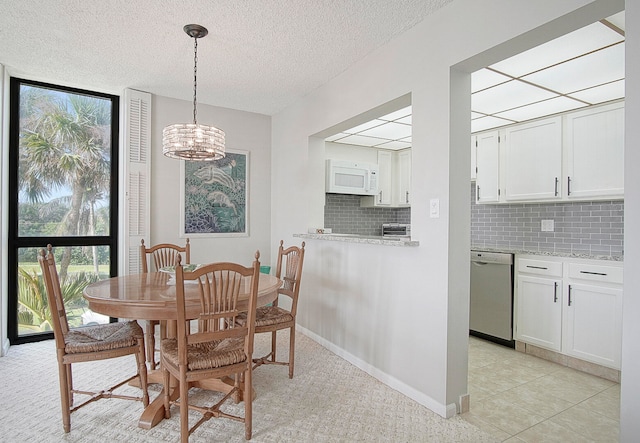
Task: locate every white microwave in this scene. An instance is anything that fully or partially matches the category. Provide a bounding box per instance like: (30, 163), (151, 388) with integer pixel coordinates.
(325, 159), (379, 196)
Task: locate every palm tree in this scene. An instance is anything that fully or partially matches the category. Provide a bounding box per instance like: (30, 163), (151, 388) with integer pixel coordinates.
(18, 87), (112, 279)
(17, 266), (99, 332)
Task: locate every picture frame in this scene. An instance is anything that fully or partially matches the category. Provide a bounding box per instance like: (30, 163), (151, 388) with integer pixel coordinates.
(180, 149), (249, 237)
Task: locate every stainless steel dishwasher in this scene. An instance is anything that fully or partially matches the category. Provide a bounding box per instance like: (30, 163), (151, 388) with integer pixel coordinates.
(470, 251), (514, 346)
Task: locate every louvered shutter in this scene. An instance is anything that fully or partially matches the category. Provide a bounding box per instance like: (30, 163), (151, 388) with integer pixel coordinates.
(122, 89), (151, 275)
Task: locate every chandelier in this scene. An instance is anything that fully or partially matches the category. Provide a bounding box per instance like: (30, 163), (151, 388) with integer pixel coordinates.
(162, 24), (225, 161)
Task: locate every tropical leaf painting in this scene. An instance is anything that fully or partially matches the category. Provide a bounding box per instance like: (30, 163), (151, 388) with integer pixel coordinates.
(181, 150), (249, 237)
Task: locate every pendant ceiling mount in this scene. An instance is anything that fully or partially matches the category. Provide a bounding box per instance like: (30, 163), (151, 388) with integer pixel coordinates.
(162, 23), (225, 161)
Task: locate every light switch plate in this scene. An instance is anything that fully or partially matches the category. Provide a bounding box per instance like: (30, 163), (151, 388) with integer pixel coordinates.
(430, 198), (440, 218)
(541, 219), (554, 232)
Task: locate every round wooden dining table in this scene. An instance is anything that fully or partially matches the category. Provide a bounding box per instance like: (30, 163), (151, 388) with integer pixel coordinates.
(83, 271), (282, 430)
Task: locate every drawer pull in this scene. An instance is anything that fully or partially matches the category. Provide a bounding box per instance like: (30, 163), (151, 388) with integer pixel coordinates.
(568, 285), (572, 306)
(579, 270), (607, 276)
(526, 265), (548, 270)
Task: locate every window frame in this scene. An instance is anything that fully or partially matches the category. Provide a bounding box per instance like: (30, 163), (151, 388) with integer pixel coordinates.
(7, 77), (120, 345)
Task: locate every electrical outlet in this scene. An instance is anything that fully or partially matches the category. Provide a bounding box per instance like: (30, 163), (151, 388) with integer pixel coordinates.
(541, 219), (554, 232)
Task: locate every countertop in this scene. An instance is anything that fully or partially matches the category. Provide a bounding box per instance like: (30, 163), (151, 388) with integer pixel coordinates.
(294, 233), (419, 247)
(471, 246), (623, 262)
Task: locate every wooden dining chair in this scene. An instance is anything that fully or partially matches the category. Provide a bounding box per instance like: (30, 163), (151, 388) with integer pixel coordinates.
(161, 252), (261, 442)
(238, 240), (305, 378)
(140, 238), (190, 370)
(38, 245), (149, 433)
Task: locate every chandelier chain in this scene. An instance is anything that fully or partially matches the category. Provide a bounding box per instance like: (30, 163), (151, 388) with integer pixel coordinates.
(193, 37), (198, 125)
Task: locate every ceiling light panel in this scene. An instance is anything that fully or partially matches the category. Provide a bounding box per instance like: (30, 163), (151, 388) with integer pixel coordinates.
(472, 80), (556, 115)
(568, 80), (625, 103)
(471, 68), (511, 92)
(522, 43), (624, 94)
(493, 96), (587, 122)
(336, 134), (388, 147)
(471, 116), (517, 133)
(376, 140), (412, 150)
(343, 119), (386, 134)
(325, 132), (349, 142)
(489, 22), (623, 78)
(378, 106), (412, 121)
(359, 121), (412, 140)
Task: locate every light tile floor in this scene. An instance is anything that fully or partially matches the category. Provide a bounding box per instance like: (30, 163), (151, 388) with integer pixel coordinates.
(461, 336), (620, 442)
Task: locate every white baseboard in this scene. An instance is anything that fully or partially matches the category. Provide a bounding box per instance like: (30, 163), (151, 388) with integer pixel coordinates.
(1, 338), (10, 357)
(297, 325), (457, 418)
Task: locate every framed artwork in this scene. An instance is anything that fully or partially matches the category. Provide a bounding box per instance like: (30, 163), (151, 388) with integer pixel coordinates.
(180, 149), (249, 237)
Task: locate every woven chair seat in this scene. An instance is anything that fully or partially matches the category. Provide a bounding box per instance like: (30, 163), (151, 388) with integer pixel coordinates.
(161, 337), (247, 371)
(64, 321), (144, 354)
(238, 306), (294, 328)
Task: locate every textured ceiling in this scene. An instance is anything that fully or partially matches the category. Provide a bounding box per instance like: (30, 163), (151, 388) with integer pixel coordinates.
(0, 0), (452, 116)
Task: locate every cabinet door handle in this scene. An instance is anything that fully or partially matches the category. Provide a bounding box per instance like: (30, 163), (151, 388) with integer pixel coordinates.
(406, 191), (409, 204)
(568, 284), (572, 306)
(553, 282), (558, 303)
(580, 270), (607, 276)
(477, 186), (480, 200)
(554, 177), (559, 196)
(567, 176), (572, 196)
(378, 190), (383, 203)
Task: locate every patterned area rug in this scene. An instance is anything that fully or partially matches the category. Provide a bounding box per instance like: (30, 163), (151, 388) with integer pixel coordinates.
(0, 330), (496, 442)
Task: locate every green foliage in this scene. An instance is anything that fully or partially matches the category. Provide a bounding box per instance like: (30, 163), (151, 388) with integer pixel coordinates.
(17, 266), (100, 332)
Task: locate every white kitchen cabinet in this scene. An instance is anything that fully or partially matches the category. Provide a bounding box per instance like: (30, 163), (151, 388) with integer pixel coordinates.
(396, 149), (411, 206)
(515, 258), (563, 351)
(564, 101), (624, 200)
(515, 255), (623, 369)
(563, 261), (623, 368)
(470, 136), (477, 181)
(504, 116), (562, 202)
(361, 150), (392, 206)
(474, 130), (501, 203)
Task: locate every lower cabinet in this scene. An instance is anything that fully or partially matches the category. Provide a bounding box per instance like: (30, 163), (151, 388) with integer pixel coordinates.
(514, 255), (623, 369)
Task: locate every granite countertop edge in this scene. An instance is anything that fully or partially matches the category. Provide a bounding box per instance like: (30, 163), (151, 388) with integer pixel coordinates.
(471, 246), (623, 262)
(294, 233), (419, 247)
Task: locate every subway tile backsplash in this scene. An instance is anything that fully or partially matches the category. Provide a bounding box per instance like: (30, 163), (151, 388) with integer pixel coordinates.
(324, 194), (410, 236)
(471, 184), (624, 258)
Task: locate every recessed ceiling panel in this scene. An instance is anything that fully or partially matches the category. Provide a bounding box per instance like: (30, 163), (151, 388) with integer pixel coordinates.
(378, 106), (412, 121)
(568, 80), (625, 104)
(493, 96), (587, 122)
(335, 134), (388, 147)
(395, 115), (412, 125)
(343, 119), (386, 134)
(490, 22), (623, 78)
(471, 116), (517, 133)
(472, 80), (556, 115)
(376, 140), (412, 150)
(471, 68), (511, 92)
(326, 132), (349, 142)
(522, 43), (624, 94)
(359, 121), (412, 140)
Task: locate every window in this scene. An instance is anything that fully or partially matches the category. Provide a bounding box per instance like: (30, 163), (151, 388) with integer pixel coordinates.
(8, 78), (119, 344)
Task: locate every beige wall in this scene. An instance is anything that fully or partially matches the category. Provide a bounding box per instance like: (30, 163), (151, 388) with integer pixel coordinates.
(149, 95), (274, 267)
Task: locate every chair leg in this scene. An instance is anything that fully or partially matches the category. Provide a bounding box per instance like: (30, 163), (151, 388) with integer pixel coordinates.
(162, 367), (171, 419)
(136, 338), (150, 406)
(57, 358), (71, 433)
(244, 366), (252, 440)
(289, 326), (296, 379)
(146, 320), (157, 370)
(270, 330), (277, 362)
(66, 364), (74, 407)
(179, 368), (189, 443)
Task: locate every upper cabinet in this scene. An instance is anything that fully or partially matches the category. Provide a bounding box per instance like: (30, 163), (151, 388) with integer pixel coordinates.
(504, 116), (562, 202)
(361, 148), (411, 208)
(474, 130), (501, 204)
(396, 149), (411, 206)
(564, 101), (624, 200)
(473, 101), (624, 204)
